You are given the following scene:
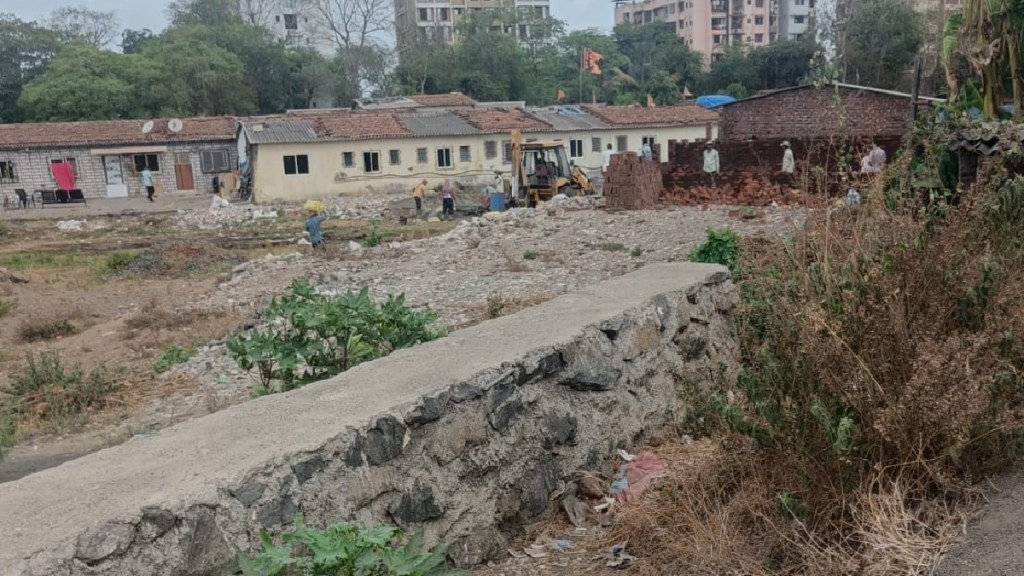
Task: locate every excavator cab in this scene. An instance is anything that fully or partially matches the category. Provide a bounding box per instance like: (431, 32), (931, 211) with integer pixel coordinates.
(500, 131), (595, 207)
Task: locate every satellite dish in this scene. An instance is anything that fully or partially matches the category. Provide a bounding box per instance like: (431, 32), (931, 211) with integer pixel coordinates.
(168, 118), (184, 133)
(141, 120), (154, 134)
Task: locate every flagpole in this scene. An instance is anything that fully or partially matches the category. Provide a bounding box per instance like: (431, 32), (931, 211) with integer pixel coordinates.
(579, 47), (584, 104)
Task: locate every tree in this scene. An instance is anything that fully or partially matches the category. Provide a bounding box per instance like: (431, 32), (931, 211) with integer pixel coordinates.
(614, 23), (703, 97)
(309, 0), (393, 102)
(842, 0), (924, 90)
(0, 14), (64, 122)
(120, 28), (155, 54)
(18, 45), (138, 121)
(167, 0), (242, 27)
(704, 45), (760, 95)
(45, 7), (118, 48)
(239, 0), (281, 26)
(955, 0), (1024, 117)
(748, 36), (817, 90)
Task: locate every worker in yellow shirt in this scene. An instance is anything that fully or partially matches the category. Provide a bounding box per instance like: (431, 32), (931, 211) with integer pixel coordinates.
(413, 179), (427, 217)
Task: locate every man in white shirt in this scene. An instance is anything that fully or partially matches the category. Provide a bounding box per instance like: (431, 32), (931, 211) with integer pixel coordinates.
(781, 141), (795, 174)
(641, 141), (653, 162)
(602, 143), (616, 173)
(703, 141), (720, 187)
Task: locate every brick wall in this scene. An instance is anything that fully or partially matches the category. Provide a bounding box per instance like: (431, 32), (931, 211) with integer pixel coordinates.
(719, 86), (919, 141)
(603, 151), (663, 210)
(0, 141), (238, 202)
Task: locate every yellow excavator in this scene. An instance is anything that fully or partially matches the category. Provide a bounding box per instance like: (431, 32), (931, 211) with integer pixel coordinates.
(502, 130), (594, 206)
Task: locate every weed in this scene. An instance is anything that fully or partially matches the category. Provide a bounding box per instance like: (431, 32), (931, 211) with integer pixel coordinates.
(630, 247), (644, 257)
(153, 344), (198, 374)
(479, 293), (554, 321)
(363, 220), (384, 248)
(523, 250), (539, 260)
(689, 228), (740, 272)
(227, 278), (446, 395)
(467, 237), (481, 249)
(240, 517), (462, 576)
(19, 318), (78, 342)
(0, 298), (14, 318)
(91, 251), (137, 277)
(597, 241), (626, 252)
(0, 221), (9, 238)
(0, 252), (80, 270)
(502, 252), (529, 273)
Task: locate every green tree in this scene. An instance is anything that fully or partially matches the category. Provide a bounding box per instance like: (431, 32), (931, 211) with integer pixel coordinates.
(44, 7), (118, 48)
(17, 45), (139, 121)
(704, 45), (760, 95)
(614, 22), (704, 100)
(0, 14), (64, 122)
(842, 0), (924, 90)
(167, 0), (242, 27)
(748, 36), (817, 90)
(120, 28), (155, 54)
(956, 0), (1024, 117)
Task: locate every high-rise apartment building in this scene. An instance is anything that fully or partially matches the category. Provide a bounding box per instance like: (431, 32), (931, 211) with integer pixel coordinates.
(612, 0), (820, 65)
(237, 0), (335, 55)
(394, 0), (552, 50)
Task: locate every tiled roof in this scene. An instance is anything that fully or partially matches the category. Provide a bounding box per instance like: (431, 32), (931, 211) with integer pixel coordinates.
(452, 107), (552, 133)
(0, 116), (237, 150)
(407, 93), (478, 107)
(315, 112), (412, 140)
(399, 111), (479, 137)
(582, 105), (717, 127)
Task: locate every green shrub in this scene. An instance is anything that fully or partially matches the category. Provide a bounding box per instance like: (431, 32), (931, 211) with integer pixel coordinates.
(522, 250), (538, 260)
(95, 251), (137, 276)
(597, 242), (626, 252)
(363, 221), (385, 248)
(0, 299), (14, 318)
(153, 344), (198, 374)
(227, 278), (446, 395)
(8, 351), (117, 428)
(688, 228), (740, 272)
(19, 318), (78, 342)
(240, 518), (462, 576)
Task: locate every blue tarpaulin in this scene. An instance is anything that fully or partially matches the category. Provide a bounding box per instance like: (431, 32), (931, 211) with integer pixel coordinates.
(696, 95), (737, 108)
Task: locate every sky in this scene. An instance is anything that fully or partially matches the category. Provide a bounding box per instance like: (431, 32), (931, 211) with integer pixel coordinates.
(2, 0), (613, 37)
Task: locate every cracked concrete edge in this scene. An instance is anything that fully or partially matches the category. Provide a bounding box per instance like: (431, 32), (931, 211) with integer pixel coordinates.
(0, 263), (736, 575)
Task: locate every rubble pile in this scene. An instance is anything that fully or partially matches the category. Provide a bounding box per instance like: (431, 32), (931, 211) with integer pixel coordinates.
(123, 240), (242, 278)
(603, 153), (663, 210)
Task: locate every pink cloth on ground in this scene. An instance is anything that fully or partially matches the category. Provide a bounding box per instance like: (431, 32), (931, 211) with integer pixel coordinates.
(613, 452), (666, 503)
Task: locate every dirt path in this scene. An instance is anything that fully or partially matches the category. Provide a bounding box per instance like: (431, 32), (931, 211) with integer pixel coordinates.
(934, 465), (1024, 575)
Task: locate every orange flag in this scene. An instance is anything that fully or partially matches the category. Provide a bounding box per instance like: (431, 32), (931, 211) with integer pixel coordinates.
(582, 48), (603, 75)
(556, 89), (567, 102)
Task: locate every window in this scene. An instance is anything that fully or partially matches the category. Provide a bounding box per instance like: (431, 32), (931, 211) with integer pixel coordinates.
(459, 145), (471, 163)
(755, 15), (763, 24)
(755, 33), (764, 42)
(592, 137), (602, 153)
(0, 161), (16, 183)
(439, 7), (449, 21)
(284, 14), (298, 30)
(283, 154), (309, 175)
(49, 157), (78, 177)
(642, 136), (656, 147)
(133, 154), (160, 172)
(794, 15), (806, 24)
(389, 149), (401, 165)
(200, 150), (230, 173)
(502, 140), (512, 164)
(363, 151), (381, 174)
(569, 139), (584, 159)
(418, 7), (431, 21)
(755, 0), (764, 6)
(616, 136), (628, 152)
(416, 148), (428, 164)
(484, 140), (498, 159)
(436, 147), (453, 169)
(343, 152), (354, 167)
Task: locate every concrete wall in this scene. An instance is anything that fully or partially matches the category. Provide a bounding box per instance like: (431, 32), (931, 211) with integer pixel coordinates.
(0, 142), (238, 201)
(0, 263), (738, 575)
(252, 126), (711, 202)
(719, 86), (917, 141)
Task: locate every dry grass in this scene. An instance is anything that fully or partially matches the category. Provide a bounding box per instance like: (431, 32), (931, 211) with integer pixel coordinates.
(18, 317), (79, 342)
(502, 252), (530, 273)
(122, 298), (219, 333)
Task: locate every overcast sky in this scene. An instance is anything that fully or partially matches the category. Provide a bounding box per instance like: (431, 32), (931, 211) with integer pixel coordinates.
(2, 0), (613, 37)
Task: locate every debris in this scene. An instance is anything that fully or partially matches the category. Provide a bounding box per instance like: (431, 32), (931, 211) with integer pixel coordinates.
(523, 543), (548, 559)
(596, 542), (636, 569)
(579, 474), (606, 499)
(55, 219), (85, 232)
(348, 241), (363, 252)
(507, 548), (527, 559)
(251, 208), (279, 220)
(617, 449), (636, 462)
(0, 267), (27, 284)
(612, 453), (666, 503)
(593, 497), (616, 513)
(549, 540), (574, 553)
(210, 195), (230, 210)
(562, 494), (589, 528)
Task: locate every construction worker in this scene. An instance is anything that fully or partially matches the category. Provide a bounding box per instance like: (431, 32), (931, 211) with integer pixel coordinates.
(703, 141), (720, 187)
(413, 179), (427, 217)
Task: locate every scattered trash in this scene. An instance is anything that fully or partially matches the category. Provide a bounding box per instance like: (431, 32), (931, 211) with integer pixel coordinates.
(579, 474), (606, 499)
(617, 449), (636, 462)
(55, 219), (85, 232)
(680, 434), (695, 445)
(610, 471), (630, 496)
(612, 453), (665, 503)
(523, 543), (548, 559)
(549, 539), (574, 553)
(562, 494), (589, 528)
(507, 548), (527, 559)
(210, 195), (230, 210)
(596, 542), (636, 568)
(348, 241), (363, 252)
(251, 208), (279, 220)
(593, 497), (616, 513)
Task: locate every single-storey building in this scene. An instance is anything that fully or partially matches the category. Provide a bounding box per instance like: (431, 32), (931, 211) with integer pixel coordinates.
(239, 102), (718, 202)
(717, 82), (942, 142)
(0, 117), (239, 202)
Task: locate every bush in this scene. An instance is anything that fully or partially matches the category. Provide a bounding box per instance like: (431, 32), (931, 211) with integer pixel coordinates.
(688, 228), (740, 272)
(363, 221), (384, 248)
(227, 278), (446, 395)
(522, 250), (538, 260)
(240, 518), (462, 576)
(19, 318), (78, 342)
(153, 344), (198, 374)
(4, 351), (117, 436)
(0, 298), (14, 318)
(94, 251), (137, 277)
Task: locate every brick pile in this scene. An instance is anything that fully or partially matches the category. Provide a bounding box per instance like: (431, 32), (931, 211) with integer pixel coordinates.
(604, 152), (663, 210)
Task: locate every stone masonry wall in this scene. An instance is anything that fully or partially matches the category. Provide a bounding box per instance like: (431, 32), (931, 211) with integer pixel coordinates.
(0, 263), (738, 575)
(719, 86), (918, 142)
(0, 142), (238, 202)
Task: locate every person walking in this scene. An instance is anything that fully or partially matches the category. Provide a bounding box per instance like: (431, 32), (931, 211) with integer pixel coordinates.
(413, 179), (427, 217)
(441, 178), (456, 220)
(703, 141), (720, 187)
(141, 166), (155, 202)
(305, 203), (328, 249)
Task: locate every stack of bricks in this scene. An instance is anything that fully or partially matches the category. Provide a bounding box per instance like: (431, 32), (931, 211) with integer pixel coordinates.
(603, 152), (663, 210)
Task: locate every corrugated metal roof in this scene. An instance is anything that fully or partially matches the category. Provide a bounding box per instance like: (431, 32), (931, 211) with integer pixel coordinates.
(528, 106), (611, 131)
(245, 120), (318, 144)
(399, 111), (479, 137)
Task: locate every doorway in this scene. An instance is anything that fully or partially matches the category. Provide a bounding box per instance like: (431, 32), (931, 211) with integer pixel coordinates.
(103, 156), (128, 198)
(174, 153), (195, 191)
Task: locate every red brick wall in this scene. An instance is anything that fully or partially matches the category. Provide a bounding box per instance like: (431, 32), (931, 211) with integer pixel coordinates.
(719, 86), (917, 142)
